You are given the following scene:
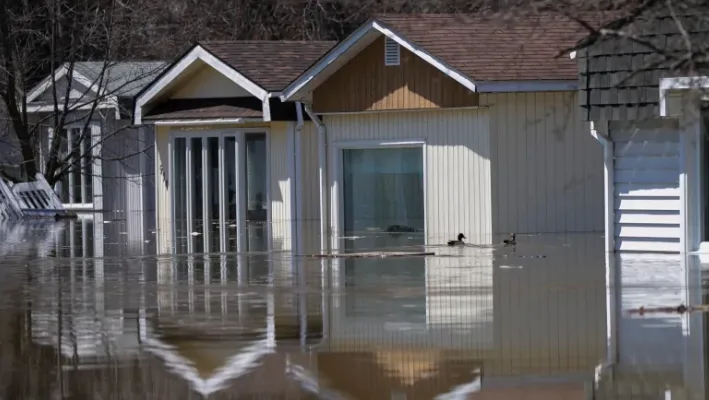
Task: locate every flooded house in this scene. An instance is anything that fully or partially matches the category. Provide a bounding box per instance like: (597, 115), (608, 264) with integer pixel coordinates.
(575, 12), (709, 255)
(136, 14), (605, 257)
(12, 62), (166, 249)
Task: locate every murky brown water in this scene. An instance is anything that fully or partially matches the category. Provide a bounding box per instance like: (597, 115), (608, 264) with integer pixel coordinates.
(0, 217), (707, 399)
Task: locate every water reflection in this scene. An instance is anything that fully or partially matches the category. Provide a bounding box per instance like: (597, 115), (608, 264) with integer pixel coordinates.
(2, 221), (709, 399)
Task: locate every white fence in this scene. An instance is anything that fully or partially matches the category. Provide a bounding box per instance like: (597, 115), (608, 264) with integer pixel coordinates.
(0, 173), (67, 220)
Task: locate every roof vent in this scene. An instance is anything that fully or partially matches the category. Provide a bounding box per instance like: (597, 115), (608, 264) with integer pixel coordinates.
(384, 37), (400, 66)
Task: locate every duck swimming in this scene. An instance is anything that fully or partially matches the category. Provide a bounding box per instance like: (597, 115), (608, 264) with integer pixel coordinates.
(447, 233), (467, 246)
(503, 233), (517, 246)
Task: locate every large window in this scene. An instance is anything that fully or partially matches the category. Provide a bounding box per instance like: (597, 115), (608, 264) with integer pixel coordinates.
(340, 145), (427, 322)
(53, 126), (96, 207)
(170, 132), (268, 255)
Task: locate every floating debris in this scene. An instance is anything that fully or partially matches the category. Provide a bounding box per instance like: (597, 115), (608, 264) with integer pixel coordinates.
(498, 265), (523, 269)
(307, 251), (434, 259)
(190, 232), (202, 236)
(627, 304), (709, 316)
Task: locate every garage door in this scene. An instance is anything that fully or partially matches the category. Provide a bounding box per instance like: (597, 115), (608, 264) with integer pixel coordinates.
(611, 119), (681, 252)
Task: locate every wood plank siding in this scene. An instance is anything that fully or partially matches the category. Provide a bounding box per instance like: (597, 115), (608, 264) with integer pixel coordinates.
(312, 37), (478, 113)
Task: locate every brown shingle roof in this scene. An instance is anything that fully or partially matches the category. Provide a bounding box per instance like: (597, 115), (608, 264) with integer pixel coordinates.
(200, 41), (336, 91)
(375, 13), (598, 81)
(143, 98), (263, 120)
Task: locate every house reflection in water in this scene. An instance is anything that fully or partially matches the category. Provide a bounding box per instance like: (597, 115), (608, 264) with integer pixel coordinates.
(32, 228), (709, 398)
(593, 253), (709, 399)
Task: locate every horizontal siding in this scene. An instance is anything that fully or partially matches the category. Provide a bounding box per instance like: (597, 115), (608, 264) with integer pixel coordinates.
(483, 91), (604, 235)
(324, 109), (492, 245)
(610, 119), (680, 252)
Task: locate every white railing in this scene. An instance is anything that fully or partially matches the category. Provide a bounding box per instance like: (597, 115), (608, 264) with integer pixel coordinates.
(0, 173), (67, 220)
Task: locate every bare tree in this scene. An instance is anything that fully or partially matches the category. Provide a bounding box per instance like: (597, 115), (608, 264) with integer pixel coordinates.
(0, 0), (167, 186)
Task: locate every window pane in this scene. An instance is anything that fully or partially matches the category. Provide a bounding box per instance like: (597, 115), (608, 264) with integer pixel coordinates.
(83, 129), (93, 202)
(342, 147), (424, 243)
(173, 138), (187, 254)
(225, 137), (237, 252)
(59, 130), (70, 203)
(207, 137), (220, 253)
(71, 128), (82, 204)
(190, 137), (203, 254)
(245, 133), (267, 222)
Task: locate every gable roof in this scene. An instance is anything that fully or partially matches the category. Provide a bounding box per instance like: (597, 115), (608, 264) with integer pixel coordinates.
(133, 41), (334, 124)
(201, 41), (336, 92)
(281, 13), (598, 102)
(26, 61), (166, 104)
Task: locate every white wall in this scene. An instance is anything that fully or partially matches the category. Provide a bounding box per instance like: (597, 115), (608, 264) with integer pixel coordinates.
(483, 91), (604, 235)
(324, 109), (492, 246)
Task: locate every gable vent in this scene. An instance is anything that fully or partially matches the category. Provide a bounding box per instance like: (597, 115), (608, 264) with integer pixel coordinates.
(384, 37), (400, 66)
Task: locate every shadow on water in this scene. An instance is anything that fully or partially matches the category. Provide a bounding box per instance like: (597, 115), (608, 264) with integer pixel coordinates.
(0, 216), (708, 399)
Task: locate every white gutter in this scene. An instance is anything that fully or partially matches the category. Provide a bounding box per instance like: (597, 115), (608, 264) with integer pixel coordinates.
(303, 104), (328, 254)
(589, 121), (614, 255)
(293, 102), (305, 256)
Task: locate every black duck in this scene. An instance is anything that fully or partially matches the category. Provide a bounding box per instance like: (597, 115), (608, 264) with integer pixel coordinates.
(447, 233), (466, 246)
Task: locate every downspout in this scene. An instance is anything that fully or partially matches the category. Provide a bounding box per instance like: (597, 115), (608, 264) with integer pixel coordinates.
(293, 102), (305, 256)
(303, 104), (328, 255)
(590, 121), (614, 255)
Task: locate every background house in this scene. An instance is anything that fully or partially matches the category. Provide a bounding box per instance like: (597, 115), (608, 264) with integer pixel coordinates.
(13, 62), (166, 246)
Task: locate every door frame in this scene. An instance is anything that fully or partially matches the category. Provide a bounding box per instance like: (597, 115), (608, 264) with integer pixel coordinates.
(168, 128), (271, 254)
(329, 138), (428, 253)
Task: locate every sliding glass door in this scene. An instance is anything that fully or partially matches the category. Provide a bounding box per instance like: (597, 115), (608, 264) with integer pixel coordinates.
(170, 131), (268, 254)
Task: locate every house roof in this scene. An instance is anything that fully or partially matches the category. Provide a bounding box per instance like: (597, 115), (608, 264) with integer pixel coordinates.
(200, 41), (336, 91)
(374, 13), (591, 82)
(72, 61), (167, 97)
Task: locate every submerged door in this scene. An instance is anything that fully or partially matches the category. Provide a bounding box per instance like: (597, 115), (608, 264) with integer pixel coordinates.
(171, 132), (268, 255)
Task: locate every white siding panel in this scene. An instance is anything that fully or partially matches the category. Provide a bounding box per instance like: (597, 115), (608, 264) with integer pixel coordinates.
(615, 211), (681, 225)
(610, 119), (681, 252)
(269, 122), (293, 251)
(615, 198), (681, 211)
(298, 123), (321, 255)
(324, 109), (492, 245)
(482, 91), (604, 235)
(614, 184), (680, 198)
(615, 225), (681, 239)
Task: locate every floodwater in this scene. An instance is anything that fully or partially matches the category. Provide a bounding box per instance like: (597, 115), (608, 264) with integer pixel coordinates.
(0, 217), (707, 399)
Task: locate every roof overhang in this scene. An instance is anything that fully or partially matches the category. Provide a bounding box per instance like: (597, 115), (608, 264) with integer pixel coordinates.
(279, 19), (478, 103)
(133, 44), (271, 125)
(659, 76), (709, 117)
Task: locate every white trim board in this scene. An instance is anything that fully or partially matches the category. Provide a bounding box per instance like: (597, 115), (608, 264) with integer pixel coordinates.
(660, 76), (709, 117)
(280, 19), (477, 103)
(134, 45), (270, 125)
(152, 118), (263, 126)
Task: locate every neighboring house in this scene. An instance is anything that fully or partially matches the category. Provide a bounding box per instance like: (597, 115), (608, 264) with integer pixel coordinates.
(136, 14), (605, 256)
(575, 12), (709, 254)
(23, 62), (165, 230)
(133, 41), (336, 255)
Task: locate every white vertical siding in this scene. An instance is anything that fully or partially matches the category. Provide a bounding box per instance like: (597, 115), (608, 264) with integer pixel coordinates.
(610, 119), (680, 252)
(324, 109), (492, 245)
(269, 122), (293, 252)
(155, 126), (172, 254)
(482, 91), (604, 235)
(298, 123), (321, 255)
